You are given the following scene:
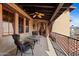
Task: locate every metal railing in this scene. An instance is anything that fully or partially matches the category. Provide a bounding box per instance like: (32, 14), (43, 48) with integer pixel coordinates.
(50, 32), (79, 56)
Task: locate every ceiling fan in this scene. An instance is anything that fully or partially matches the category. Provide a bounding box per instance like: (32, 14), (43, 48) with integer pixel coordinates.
(30, 12), (45, 18)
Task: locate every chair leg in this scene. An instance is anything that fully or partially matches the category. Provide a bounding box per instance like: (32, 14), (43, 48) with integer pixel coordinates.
(16, 48), (18, 55)
(16, 48), (23, 56)
(31, 48), (34, 56)
(31, 46), (34, 56)
(21, 52), (23, 56)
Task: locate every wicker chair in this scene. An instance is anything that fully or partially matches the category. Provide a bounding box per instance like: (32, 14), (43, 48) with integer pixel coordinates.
(12, 34), (34, 56)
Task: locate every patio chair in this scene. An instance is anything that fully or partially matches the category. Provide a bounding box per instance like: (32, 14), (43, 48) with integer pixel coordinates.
(32, 31), (39, 43)
(32, 31), (38, 35)
(12, 34), (34, 56)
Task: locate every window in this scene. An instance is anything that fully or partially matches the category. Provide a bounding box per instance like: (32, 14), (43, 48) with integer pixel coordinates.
(26, 19), (29, 32)
(3, 9), (14, 35)
(19, 16), (24, 33)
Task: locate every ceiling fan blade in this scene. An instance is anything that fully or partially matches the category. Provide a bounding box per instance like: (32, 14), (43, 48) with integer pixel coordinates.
(39, 13), (44, 16)
(38, 15), (42, 18)
(30, 13), (35, 15)
(33, 15), (36, 18)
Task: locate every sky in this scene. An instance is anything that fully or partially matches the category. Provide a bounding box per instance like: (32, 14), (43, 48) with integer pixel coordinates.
(70, 3), (79, 27)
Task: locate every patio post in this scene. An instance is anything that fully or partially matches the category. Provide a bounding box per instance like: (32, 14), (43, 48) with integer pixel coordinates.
(24, 18), (26, 33)
(0, 4), (3, 40)
(14, 13), (19, 34)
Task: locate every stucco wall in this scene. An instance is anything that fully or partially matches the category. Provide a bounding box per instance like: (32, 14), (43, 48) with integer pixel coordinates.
(52, 10), (70, 36)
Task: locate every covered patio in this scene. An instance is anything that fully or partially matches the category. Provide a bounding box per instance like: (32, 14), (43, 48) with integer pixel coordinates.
(0, 3), (75, 56)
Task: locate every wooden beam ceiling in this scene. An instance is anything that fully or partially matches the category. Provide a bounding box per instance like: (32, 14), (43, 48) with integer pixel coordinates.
(16, 3), (73, 21)
(50, 3), (64, 22)
(16, 3), (58, 20)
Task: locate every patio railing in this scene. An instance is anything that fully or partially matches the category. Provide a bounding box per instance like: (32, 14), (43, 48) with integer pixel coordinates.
(50, 32), (79, 56)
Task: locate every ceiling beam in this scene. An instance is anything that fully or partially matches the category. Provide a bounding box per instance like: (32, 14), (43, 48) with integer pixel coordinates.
(33, 10), (54, 13)
(24, 8), (54, 12)
(7, 3), (33, 20)
(45, 14), (53, 16)
(20, 5), (55, 8)
(50, 3), (64, 22)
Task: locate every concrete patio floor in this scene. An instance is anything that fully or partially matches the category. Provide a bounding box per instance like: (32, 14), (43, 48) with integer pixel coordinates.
(5, 35), (57, 56)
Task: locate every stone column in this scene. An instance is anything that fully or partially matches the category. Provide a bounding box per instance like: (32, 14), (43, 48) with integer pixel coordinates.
(24, 18), (26, 33)
(0, 4), (3, 40)
(14, 13), (19, 34)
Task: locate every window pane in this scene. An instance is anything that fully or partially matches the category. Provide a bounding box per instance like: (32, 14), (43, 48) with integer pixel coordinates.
(9, 22), (14, 34)
(19, 17), (24, 33)
(3, 9), (14, 35)
(26, 19), (29, 32)
(3, 22), (9, 35)
(26, 26), (29, 32)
